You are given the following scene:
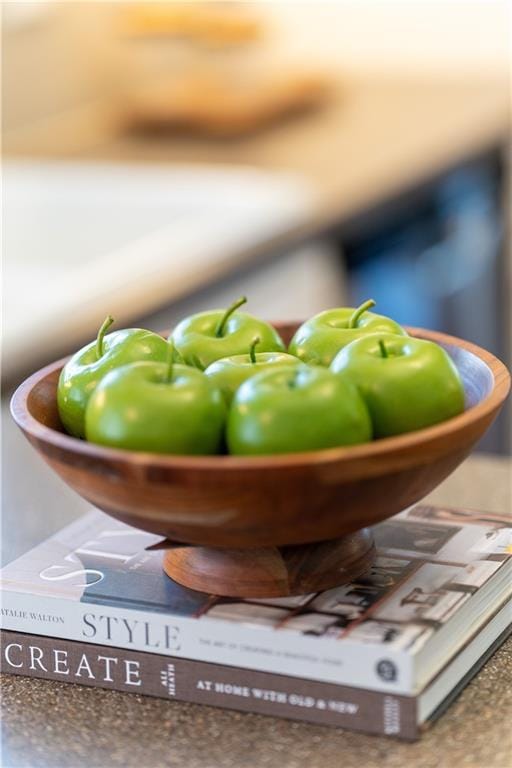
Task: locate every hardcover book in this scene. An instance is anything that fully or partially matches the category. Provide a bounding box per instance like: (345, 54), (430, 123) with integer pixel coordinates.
(1, 505), (510, 738)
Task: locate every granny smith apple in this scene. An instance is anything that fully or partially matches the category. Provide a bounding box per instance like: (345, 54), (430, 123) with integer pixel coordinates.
(289, 299), (407, 367)
(204, 336), (300, 405)
(227, 365), (372, 455)
(58, 316), (169, 439)
(330, 333), (465, 437)
(85, 358), (226, 455)
(170, 297), (286, 370)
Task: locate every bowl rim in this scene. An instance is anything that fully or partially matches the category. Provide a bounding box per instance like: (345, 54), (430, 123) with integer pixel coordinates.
(10, 327), (510, 470)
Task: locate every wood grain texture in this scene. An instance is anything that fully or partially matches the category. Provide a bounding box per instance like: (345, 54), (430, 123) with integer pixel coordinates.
(10, 327), (511, 551)
(163, 529), (375, 597)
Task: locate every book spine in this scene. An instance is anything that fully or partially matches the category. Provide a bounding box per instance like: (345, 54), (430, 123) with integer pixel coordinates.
(0, 629), (418, 740)
(0, 589), (413, 694)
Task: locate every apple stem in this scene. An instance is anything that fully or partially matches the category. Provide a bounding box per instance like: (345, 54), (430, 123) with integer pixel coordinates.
(348, 299), (376, 329)
(379, 339), (389, 359)
(95, 315), (114, 359)
(215, 296), (247, 338)
(249, 336), (260, 364)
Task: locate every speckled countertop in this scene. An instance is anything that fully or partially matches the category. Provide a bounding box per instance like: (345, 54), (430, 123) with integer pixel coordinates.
(1, 438), (511, 768)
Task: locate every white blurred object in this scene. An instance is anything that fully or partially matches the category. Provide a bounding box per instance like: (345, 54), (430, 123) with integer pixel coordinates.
(2, 163), (327, 378)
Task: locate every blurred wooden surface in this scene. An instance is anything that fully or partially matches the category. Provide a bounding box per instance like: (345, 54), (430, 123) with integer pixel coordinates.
(91, 77), (511, 229)
(3, 1), (509, 239)
(5, 73), (509, 238)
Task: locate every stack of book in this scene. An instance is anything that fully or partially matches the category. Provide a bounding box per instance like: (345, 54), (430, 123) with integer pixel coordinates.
(1, 504), (510, 740)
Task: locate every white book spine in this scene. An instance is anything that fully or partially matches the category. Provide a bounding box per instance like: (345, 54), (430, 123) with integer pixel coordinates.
(0, 589), (413, 695)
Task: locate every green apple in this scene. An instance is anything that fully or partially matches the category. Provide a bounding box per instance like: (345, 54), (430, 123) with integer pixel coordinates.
(85, 357), (226, 455)
(289, 299), (407, 367)
(227, 365), (372, 455)
(58, 316), (169, 438)
(330, 333), (465, 437)
(170, 297), (286, 370)
(204, 336), (300, 405)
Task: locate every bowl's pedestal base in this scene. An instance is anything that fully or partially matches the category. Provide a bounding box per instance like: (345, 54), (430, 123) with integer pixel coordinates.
(162, 529), (375, 598)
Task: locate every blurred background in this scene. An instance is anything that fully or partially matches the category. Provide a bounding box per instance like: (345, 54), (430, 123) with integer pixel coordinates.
(2, 0), (511, 453)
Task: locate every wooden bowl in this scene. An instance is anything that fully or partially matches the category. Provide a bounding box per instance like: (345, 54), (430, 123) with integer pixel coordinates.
(11, 325), (510, 597)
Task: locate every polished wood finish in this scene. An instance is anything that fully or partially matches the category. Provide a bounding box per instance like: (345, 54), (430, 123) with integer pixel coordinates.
(162, 529), (375, 598)
(10, 327), (511, 553)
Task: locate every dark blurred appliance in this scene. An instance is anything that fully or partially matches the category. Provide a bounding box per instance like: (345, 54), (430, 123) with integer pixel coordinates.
(343, 156), (509, 454)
